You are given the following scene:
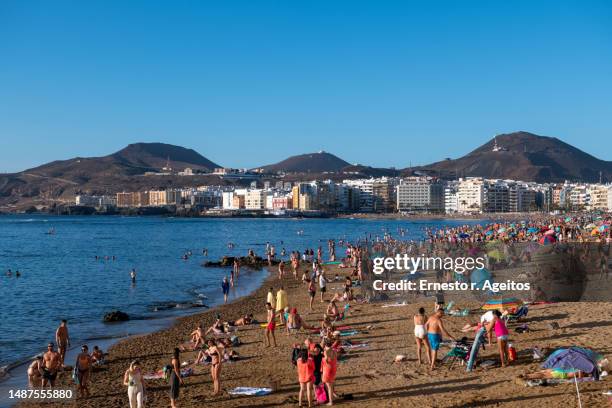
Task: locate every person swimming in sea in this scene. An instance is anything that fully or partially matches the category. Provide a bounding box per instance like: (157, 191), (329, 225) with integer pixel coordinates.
(130, 269), (136, 283)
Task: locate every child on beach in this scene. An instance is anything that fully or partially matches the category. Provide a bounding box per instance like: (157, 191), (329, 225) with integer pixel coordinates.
(486, 310), (510, 367)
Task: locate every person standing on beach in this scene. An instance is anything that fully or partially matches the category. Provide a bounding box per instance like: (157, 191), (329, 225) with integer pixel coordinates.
(124, 360), (146, 408)
(55, 320), (70, 367)
(206, 339), (223, 395)
(308, 278), (317, 311)
(276, 286), (288, 323)
(233, 258), (240, 280)
(75, 345), (93, 398)
(318, 269), (329, 303)
(322, 341), (339, 405)
(169, 348), (183, 408)
(486, 310), (510, 367)
(42, 342), (61, 388)
(27, 355), (44, 388)
(425, 309), (454, 370)
(296, 349), (314, 408)
(413, 307), (431, 365)
(267, 287), (275, 306)
(264, 302), (278, 347)
(222, 277), (230, 303)
(278, 260), (285, 280)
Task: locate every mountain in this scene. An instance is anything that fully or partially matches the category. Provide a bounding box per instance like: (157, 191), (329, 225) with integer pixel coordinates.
(413, 131), (612, 182)
(260, 151), (350, 173)
(112, 143), (220, 172)
(0, 143), (222, 208)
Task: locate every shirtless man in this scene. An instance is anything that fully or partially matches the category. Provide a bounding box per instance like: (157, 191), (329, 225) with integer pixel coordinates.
(264, 303), (278, 347)
(55, 320), (70, 367)
(190, 325), (206, 350)
(27, 356), (44, 388)
(42, 343), (61, 388)
(425, 309), (455, 370)
(75, 345), (93, 398)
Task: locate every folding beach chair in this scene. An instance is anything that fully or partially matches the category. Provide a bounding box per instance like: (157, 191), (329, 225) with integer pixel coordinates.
(442, 338), (471, 369)
(503, 305), (528, 324)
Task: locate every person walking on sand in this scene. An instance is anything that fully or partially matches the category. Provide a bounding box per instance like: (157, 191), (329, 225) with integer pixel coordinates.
(318, 269), (328, 303)
(206, 340), (223, 395)
(264, 302), (278, 347)
(55, 320), (70, 367)
(123, 360), (146, 408)
(221, 277), (230, 304)
(308, 278), (317, 311)
(169, 348), (184, 408)
(278, 260), (285, 279)
(486, 309), (510, 367)
(414, 307), (431, 365)
(322, 341), (339, 405)
(75, 345), (93, 398)
(296, 349), (314, 407)
(425, 309), (455, 370)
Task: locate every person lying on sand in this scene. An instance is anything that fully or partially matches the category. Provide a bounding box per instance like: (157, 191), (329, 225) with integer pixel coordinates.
(518, 369), (589, 380)
(230, 314), (254, 326)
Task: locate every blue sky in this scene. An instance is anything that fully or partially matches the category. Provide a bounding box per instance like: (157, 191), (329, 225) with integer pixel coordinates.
(1, 0), (611, 172)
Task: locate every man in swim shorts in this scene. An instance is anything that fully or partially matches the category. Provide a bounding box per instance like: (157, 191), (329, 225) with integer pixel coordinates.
(425, 309), (455, 370)
(264, 302), (277, 347)
(42, 342), (61, 387)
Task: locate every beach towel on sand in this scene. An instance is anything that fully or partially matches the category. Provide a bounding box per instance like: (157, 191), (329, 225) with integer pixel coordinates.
(228, 387), (273, 396)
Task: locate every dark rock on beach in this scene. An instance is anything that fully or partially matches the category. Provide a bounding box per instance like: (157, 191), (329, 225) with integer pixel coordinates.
(202, 255), (280, 270)
(103, 310), (130, 322)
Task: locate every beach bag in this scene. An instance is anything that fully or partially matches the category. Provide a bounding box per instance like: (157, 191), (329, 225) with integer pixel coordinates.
(315, 383), (328, 403)
(230, 335), (240, 347)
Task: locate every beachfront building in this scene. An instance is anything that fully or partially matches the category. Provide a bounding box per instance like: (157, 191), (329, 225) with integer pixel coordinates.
(396, 177), (444, 213)
(444, 183), (459, 214)
(344, 177), (397, 212)
(75, 194), (117, 207)
(485, 180), (511, 213)
(272, 196), (291, 210)
(245, 189), (266, 210)
(457, 177), (485, 213)
(586, 184), (609, 210)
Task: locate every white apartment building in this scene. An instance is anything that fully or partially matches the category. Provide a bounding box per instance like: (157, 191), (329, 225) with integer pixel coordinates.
(444, 184), (459, 214)
(457, 178), (485, 213)
(396, 177), (444, 212)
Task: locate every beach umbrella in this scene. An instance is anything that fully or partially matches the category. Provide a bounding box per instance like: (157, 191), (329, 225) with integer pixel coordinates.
(591, 228), (600, 236)
(544, 229), (556, 236)
(481, 297), (522, 311)
(458, 233), (470, 239)
(599, 225), (609, 232)
(527, 227), (539, 234)
(485, 230), (494, 236)
(542, 347), (600, 377)
(497, 227), (507, 233)
(539, 235), (556, 245)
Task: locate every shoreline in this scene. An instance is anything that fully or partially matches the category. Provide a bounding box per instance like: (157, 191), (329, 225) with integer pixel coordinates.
(16, 262), (612, 408)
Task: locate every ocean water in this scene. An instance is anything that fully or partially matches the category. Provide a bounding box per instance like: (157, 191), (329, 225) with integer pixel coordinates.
(0, 215), (481, 370)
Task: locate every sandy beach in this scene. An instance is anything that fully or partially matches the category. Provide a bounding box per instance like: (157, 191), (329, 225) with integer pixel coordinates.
(18, 262), (612, 408)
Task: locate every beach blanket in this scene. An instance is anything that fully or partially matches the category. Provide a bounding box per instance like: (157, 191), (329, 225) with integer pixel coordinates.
(228, 387), (273, 396)
(342, 341), (369, 350)
(381, 303), (408, 308)
(143, 367), (193, 380)
(339, 330), (359, 337)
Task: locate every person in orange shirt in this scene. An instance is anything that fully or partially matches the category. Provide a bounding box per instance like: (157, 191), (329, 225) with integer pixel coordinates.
(322, 342), (338, 405)
(296, 349), (314, 407)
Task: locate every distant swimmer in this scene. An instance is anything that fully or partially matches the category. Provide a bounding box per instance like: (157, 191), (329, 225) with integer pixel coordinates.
(130, 269), (137, 283)
(203, 248), (208, 256)
(15, 270), (21, 277)
(6, 269), (12, 277)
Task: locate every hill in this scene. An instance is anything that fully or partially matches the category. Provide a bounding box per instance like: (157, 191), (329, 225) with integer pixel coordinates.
(260, 151), (350, 173)
(413, 131), (612, 182)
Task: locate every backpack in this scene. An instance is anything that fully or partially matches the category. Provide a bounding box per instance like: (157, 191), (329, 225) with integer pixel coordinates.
(315, 383), (328, 403)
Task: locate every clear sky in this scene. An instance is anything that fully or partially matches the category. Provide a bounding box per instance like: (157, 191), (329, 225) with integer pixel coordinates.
(1, 0), (611, 172)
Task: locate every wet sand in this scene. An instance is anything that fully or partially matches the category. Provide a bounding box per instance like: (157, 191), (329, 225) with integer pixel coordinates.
(19, 264), (612, 408)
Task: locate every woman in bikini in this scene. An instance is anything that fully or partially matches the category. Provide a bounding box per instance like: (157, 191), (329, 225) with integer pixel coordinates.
(413, 307), (431, 365)
(322, 342), (338, 406)
(206, 340), (223, 395)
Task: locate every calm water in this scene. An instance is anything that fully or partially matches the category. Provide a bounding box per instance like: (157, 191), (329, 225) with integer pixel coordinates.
(0, 215), (480, 369)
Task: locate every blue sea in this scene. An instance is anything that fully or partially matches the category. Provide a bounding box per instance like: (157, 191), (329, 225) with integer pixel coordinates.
(0, 215), (481, 371)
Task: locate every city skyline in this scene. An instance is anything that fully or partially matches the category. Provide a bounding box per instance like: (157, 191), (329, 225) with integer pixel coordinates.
(1, 1), (612, 172)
